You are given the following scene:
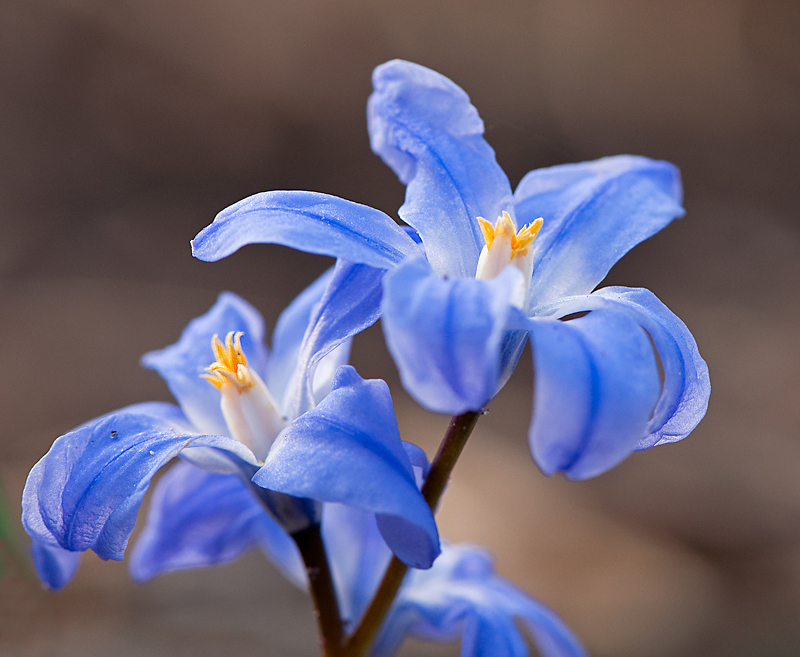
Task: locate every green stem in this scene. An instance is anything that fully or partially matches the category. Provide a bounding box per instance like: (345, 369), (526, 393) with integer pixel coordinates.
(344, 410), (482, 656)
(292, 524), (345, 656)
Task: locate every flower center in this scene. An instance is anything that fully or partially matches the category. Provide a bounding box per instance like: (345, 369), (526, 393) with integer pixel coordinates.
(478, 211), (542, 261)
(204, 331), (286, 461)
(204, 331), (255, 392)
(475, 211), (543, 306)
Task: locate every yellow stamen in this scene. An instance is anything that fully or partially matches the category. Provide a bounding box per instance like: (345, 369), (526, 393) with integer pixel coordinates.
(477, 211), (543, 260)
(203, 331), (256, 393)
(478, 216), (496, 248)
(511, 217), (543, 257)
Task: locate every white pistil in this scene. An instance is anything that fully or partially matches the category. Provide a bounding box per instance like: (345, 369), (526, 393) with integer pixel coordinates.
(204, 332), (286, 461)
(475, 211), (542, 308)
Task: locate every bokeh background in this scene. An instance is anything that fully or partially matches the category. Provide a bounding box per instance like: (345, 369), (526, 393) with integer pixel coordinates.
(1, 0), (799, 655)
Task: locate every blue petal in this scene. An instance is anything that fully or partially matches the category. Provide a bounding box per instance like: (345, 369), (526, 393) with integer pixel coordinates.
(254, 365), (440, 568)
(514, 155), (684, 307)
(30, 539), (81, 590)
(321, 503), (392, 626)
(21, 402), (253, 560)
(369, 60), (513, 278)
(281, 260), (385, 419)
(526, 309), (661, 479)
(381, 258), (522, 414)
(402, 442), (431, 481)
(267, 267), (334, 406)
(192, 191), (418, 269)
(129, 461), (305, 587)
(539, 287), (710, 449)
(318, 452), (429, 624)
(142, 292), (269, 436)
(374, 543), (588, 657)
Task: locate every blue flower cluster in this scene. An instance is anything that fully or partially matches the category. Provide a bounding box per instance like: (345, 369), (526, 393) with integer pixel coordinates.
(194, 59), (709, 480)
(21, 60), (709, 657)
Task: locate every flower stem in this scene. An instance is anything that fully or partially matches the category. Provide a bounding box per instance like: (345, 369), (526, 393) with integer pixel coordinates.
(292, 523), (345, 656)
(344, 410), (482, 656)
(419, 410), (482, 511)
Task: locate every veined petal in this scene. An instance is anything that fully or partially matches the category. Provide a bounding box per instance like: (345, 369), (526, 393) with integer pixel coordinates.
(539, 287), (710, 449)
(30, 539), (81, 590)
(526, 310), (661, 479)
(192, 191), (418, 269)
(381, 258), (521, 414)
(374, 544), (588, 657)
(254, 366), (440, 569)
(267, 267), (334, 404)
(21, 402), (253, 561)
(319, 449), (430, 624)
(281, 260), (385, 419)
(321, 503), (392, 626)
(142, 292), (269, 436)
(515, 155), (684, 307)
(129, 461), (305, 588)
(369, 60), (513, 278)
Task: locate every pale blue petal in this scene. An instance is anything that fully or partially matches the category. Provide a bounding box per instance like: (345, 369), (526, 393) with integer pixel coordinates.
(281, 260), (385, 418)
(255, 366), (440, 568)
(321, 503), (391, 626)
(374, 544), (588, 657)
(375, 442), (430, 576)
(460, 613), (533, 657)
(520, 605), (590, 657)
(30, 539), (81, 590)
(309, 343), (352, 409)
(402, 442), (431, 481)
(177, 444), (258, 476)
(374, 512), (434, 571)
(141, 292), (269, 436)
(316, 503), (587, 657)
(515, 155), (684, 307)
(319, 450), (430, 624)
(539, 287), (710, 449)
(192, 191), (418, 269)
(368, 60), (513, 278)
(526, 310), (661, 479)
(267, 267), (334, 404)
(21, 402), (253, 561)
(129, 461), (305, 588)
(381, 258), (521, 414)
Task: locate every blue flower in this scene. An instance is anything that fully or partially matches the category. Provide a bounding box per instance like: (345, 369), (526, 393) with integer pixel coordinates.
(22, 262), (439, 589)
(131, 462), (587, 657)
(191, 60), (709, 480)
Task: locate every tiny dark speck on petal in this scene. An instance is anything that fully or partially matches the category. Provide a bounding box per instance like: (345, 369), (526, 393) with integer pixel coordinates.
(110, 430), (118, 439)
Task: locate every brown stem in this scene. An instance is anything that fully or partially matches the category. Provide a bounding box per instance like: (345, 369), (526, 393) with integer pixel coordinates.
(344, 410), (482, 656)
(419, 410), (481, 512)
(292, 524), (345, 656)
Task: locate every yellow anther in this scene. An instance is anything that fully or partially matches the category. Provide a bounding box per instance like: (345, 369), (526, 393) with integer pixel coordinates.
(477, 211), (543, 260)
(203, 331), (256, 393)
(478, 216), (497, 248)
(511, 217), (543, 257)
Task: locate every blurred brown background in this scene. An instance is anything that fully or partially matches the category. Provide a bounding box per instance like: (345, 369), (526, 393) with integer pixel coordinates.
(1, 0), (799, 655)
